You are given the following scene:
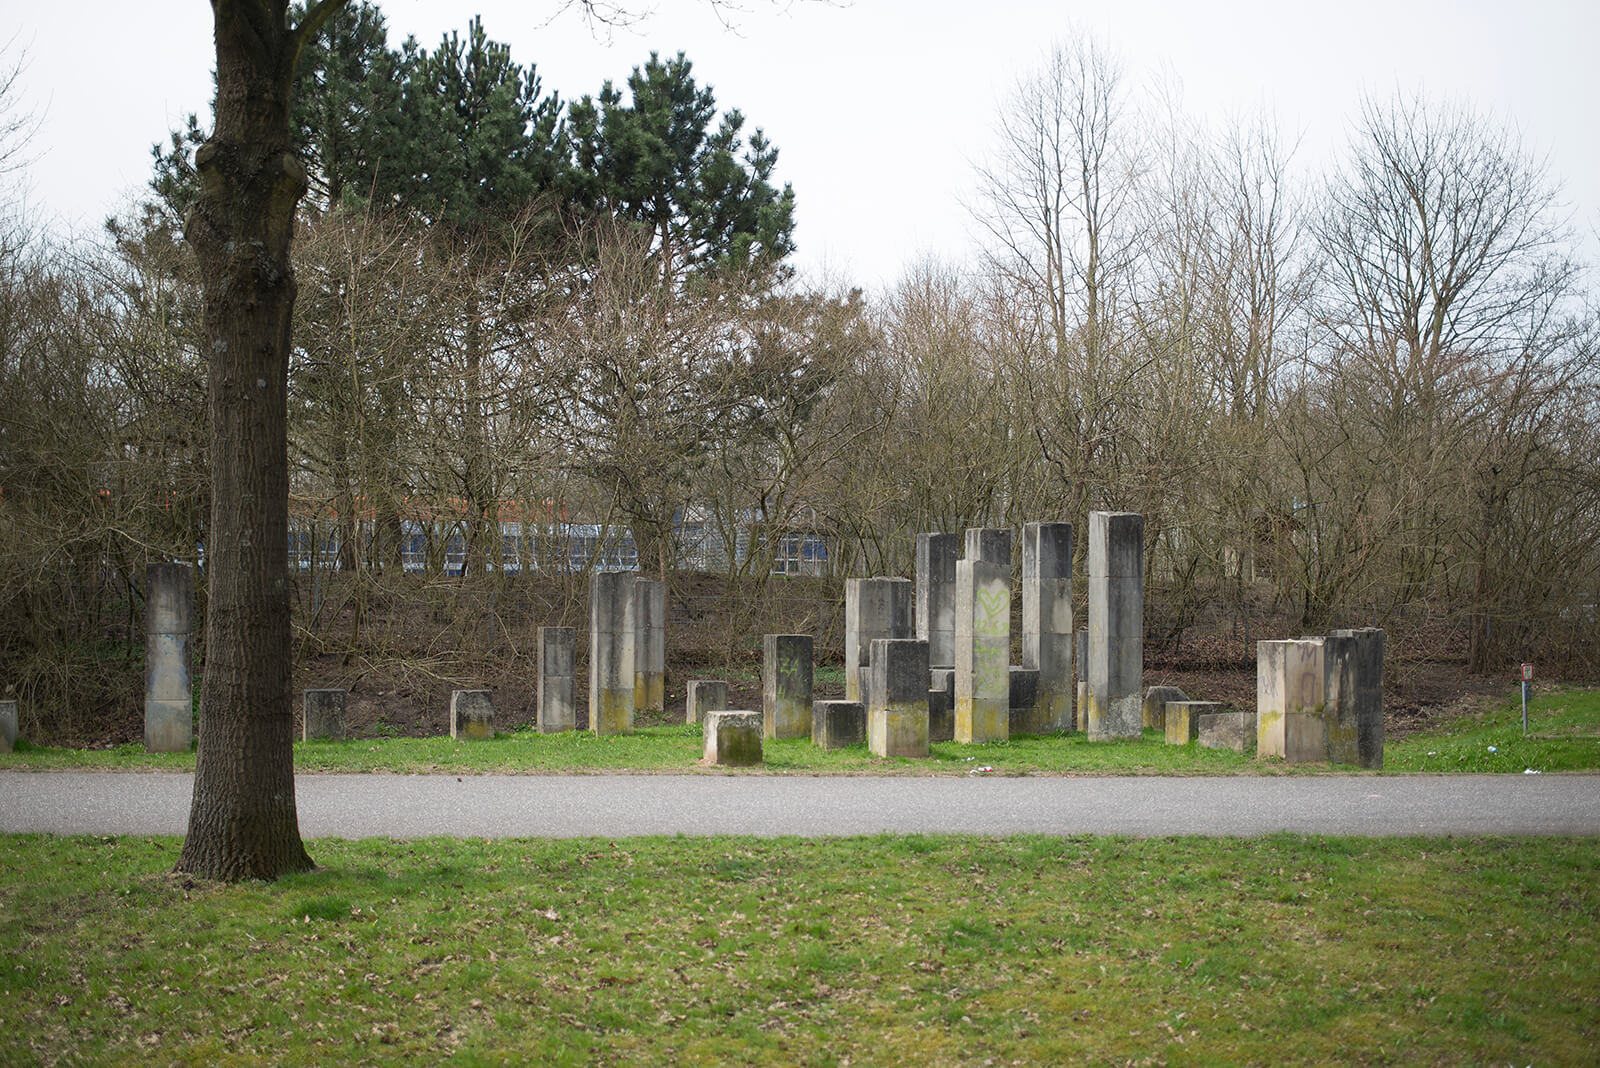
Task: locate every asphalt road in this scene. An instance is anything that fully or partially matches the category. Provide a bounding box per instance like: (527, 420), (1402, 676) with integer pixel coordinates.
(2, 771), (1597, 837)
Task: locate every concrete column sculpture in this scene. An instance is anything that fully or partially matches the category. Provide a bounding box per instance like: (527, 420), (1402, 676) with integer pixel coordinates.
(844, 577), (913, 711)
(868, 637), (931, 758)
(0, 699), (16, 753)
(1257, 638), (1326, 761)
(145, 562), (194, 753)
(1075, 630), (1089, 732)
(302, 689), (346, 741)
(633, 579), (666, 718)
(915, 533), (960, 669)
(589, 571), (636, 735)
(964, 527), (1013, 569)
(955, 558), (1010, 743)
(1022, 521), (1074, 733)
(537, 626), (576, 733)
(685, 679), (729, 727)
(1085, 512), (1144, 741)
(763, 633), (814, 740)
(1325, 627), (1385, 768)
(450, 689), (494, 740)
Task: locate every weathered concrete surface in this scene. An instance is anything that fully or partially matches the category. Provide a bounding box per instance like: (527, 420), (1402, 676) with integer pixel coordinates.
(303, 689), (347, 742)
(9, 772), (1597, 839)
(1142, 685), (1189, 731)
(1022, 521), (1074, 732)
(929, 669), (955, 744)
(1086, 513), (1143, 741)
(703, 710), (762, 766)
(1164, 701), (1222, 745)
(1326, 628), (1385, 769)
(964, 527), (1013, 568)
(955, 559), (1009, 744)
(0, 700), (15, 753)
(868, 638), (930, 758)
(537, 626), (577, 734)
(589, 571), (636, 735)
(1258, 638), (1326, 762)
(144, 562), (193, 754)
(450, 690), (495, 740)
(685, 680), (730, 727)
(763, 634), (814, 740)
(845, 577), (913, 711)
(812, 700), (866, 750)
(1008, 667), (1043, 735)
(916, 533), (960, 669)
(632, 579), (666, 717)
(1198, 711), (1256, 753)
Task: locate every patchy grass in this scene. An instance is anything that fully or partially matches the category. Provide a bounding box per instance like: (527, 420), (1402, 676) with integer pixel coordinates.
(5, 687), (1599, 776)
(1387, 687), (1600, 774)
(0, 833), (1593, 1066)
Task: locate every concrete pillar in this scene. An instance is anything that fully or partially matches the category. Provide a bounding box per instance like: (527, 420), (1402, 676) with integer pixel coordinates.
(703, 710), (762, 766)
(928, 668), (955, 743)
(1022, 521), (1074, 732)
(868, 638), (931, 758)
(588, 571), (636, 735)
(1326, 628), (1385, 768)
(1075, 630), (1088, 732)
(1086, 512), (1143, 741)
(812, 700), (866, 750)
(844, 577), (913, 710)
(955, 559), (1010, 744)
(632, 579), (665, 718)
(763, 633), (814, 740)
(1007, 667), (1042, 735)
(302, 689), (346, 741)
(1165, 700), (1223, 744)
(450, 689), (494, 740)
(537, 626), (577, 733)
(1142, 685), (1189, 731)
(685, 679), (729, 727)
(964, 527), (1013, 569)
(144, 562), (193, 753)
(915, 533), (960, 668)
(0, 699), (16, 753)
(1257, 638), (1326, 762)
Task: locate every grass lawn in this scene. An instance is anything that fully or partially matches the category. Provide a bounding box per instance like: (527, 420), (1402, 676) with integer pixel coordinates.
(0, 833), (1593, 1066)
(4, 686), (1598, 776)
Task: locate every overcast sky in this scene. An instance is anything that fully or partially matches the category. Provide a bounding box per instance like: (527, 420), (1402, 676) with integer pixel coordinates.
(7, 0), (1597, 288)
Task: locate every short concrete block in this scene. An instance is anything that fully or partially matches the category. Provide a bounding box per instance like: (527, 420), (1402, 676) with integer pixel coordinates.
(1257, 638), (1326, 761)
(1198, 711), (1257, 753)
(763, 633), (814, 740)
(812, 699), (866, 750)
(450, 689), (495, 740)
(302, 688), (347, 741)
(1143, 685), (1189, 730)
(1165, 700), (1222, 745)
(869, 638), (930, 758)
(537, 626), (577, 734)
(0, 699), (16, 753)
(685, 679), (729, 726)
(704, 710), (763, 766)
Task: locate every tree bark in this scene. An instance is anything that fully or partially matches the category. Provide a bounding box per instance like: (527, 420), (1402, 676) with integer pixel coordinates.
(176, 0), (347, 882)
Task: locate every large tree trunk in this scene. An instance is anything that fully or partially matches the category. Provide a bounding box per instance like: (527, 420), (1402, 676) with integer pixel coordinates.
(176, 0), (345, 882)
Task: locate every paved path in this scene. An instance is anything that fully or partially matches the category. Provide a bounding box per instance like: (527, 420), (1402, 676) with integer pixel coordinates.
(2, 771), (1596, 837)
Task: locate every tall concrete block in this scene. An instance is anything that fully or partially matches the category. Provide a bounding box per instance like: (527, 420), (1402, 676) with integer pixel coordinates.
(588, 571), (636, 735)
(537, 626), (577, 733)
(955, 559), (1010, 744)
(0, 699), (16, 753)
(868, 638), (931, 758)
(929, 668), (955, 743)
(813, 699), (866, 750)
(1085, 512), (1143, 741)
(685, 679), (729, 726)
(450, 689), (494, 740)
(632, 579), (666, 717)
(844, 577), (913, 710)
(1023, 521), (1074, 732)
(144, 562), (193, 753)
(915, 533), (961, 668)
(1257, 638), (1326, 762)
(964, 527), (1013, 569)
(1075, 630), (1089, 732)
(763, 634), (814, 740)
(1326, 628), (1385, 768)
(703, 710), (763, 766)
(302, 689), (347, 741)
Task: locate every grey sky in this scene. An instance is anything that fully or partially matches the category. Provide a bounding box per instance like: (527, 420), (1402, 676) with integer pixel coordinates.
(8, 0), (1596, 287)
